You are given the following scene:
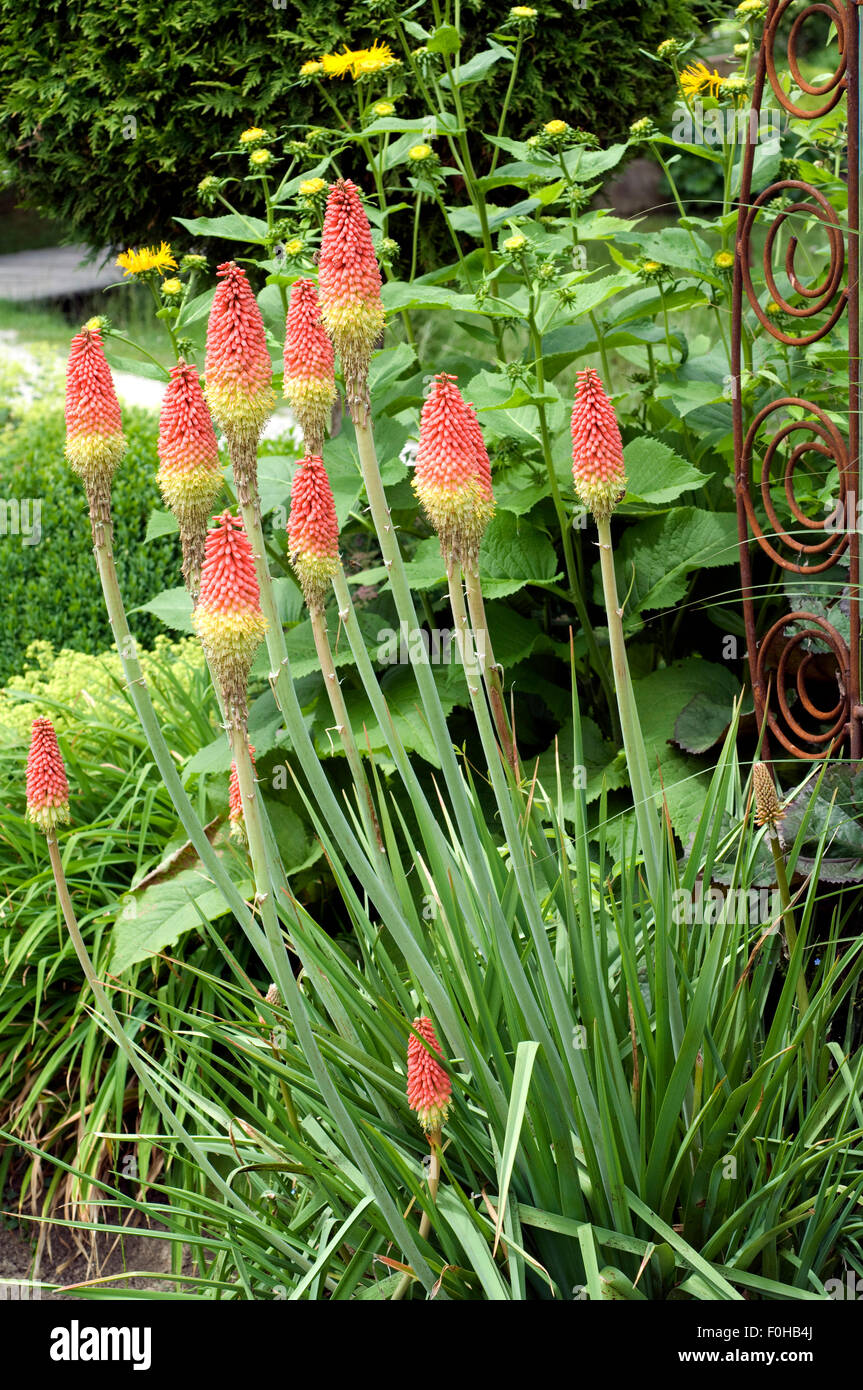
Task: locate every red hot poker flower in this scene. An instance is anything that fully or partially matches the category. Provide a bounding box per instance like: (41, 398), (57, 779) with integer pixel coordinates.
(65, 327), (125, 525)
(193, 512), (268, 726)
(287, 456), (340, 610)
(407, 1016), (452, 1134)
(157, 361), (223, 597)
(317, 179), (384, 417)
(283, 278), (336, 456)
(413, 373), (494, 569)
(26, 717), (70, 834)
(570, 368), (626, 519)
(205, 261), (275, 449)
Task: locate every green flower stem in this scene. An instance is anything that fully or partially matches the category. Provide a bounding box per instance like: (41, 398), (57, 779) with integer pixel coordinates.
(89, 511), (275, 973)
(649, 144), (702, 260)
(527, 311), (619, 738)
(45, 833), (286, 1228)
(354, 417), (521, 866)
(767, 826), (814, 1064)
(462, 565), (518, 775)
(410, 191), (423, 282)
(391, 1127), (442, 1301)
(489, 34), (524, 175)
(595, 514), (662, 898)
(308, 600), (383, 851)
(146, 277), (181, 360)
(104, 332), (169, 378)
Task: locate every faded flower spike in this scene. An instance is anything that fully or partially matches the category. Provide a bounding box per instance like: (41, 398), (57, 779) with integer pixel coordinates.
(318, 179), (385, 421)
(228, 744), (256, 843)
(157, 361), (223, 600)
(570, 368), (627, 520)
(65, 325), (126, 532)
(407, 1016), (452, 1134)
(283, 279), (337, 456)
(413, 373), (495, 570)
(753, 761), (785, 829)
(287, 455), (340, 611)
(26, 717), (70, 835)
(205, 261), (275, 494)
(193, 512), (268, 728)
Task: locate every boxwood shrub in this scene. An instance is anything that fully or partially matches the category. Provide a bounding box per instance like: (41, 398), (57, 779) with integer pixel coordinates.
(0, 403), (180, 682)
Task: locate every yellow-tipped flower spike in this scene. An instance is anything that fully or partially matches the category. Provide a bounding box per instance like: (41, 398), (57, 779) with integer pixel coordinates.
(193, 512), (268, 728)
(64, 326), (126, 523)
(318, 179), (385, 421)
(26, 717), (70, 835)
(287, 455), (340, 612)
(283, 279), (336, 457)
(570, 368), (627, 520)
(413, 373), (495, 570)
(157, 361), (223, 599)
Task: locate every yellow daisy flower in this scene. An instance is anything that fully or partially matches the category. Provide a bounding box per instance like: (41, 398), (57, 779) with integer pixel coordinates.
(116, 242), (177, 277)
(409, 144), (433, 161)
(161, 277), (182, 295)
(680, 62), (725, 100)
(321, 49), (359, 79)
(544, 119), (568, 136)
(300, 60), (323, 77)
(299, 177), (327, 197)
(371, 100), (396, 117)
(351, 41), (397, 77)
(250, 147), (272, 166)
(240, 127), (266, 144)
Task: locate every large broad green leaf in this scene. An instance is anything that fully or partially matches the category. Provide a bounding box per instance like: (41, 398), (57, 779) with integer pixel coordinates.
(467, 369), (562, 443)
(449, 198), (540, 235)
(381, 280), (520, 318)
(652, 378), (730, 417)
(612, 224), (713, 273)
(555, 271), (639, 317)
(622, 437), (710, 506)
(392, 514), (559, 598)
(438, 40), (513, 89)
(132, 586), (193, 634)
(145, 508), (180, 541)
(593, 508), (739, 615)
(174, 213), (271, 245)
(632, 660), (742, 838)
(564, 144), (628, 182)
(110, 857), (253, 973)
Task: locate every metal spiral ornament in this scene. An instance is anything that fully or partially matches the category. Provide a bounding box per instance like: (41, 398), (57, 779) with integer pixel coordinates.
(732, 0), (860, 762)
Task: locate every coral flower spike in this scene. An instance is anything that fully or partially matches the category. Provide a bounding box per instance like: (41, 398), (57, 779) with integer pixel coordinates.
(157, 361), (223, 599)
(317, 179), (385, 420)
(65, 324), (125, 532)
(287, 456), (340, 612)
(570, 367), (627, 520)
(193, 511), (268, 728)
(26, 717), (70, 835)
(413, 373), (494, 570)
(407, 1016), (452, 1134)
(205, 261), (275, 497)
(283, 278), (337, 456)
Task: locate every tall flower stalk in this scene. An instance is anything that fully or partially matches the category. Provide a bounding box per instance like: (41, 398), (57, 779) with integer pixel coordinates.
(572, 368), (662, 897)
(288, 454), (382, 849)
(753, 760), (813, 1062)
(413, 372), (517, 773)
